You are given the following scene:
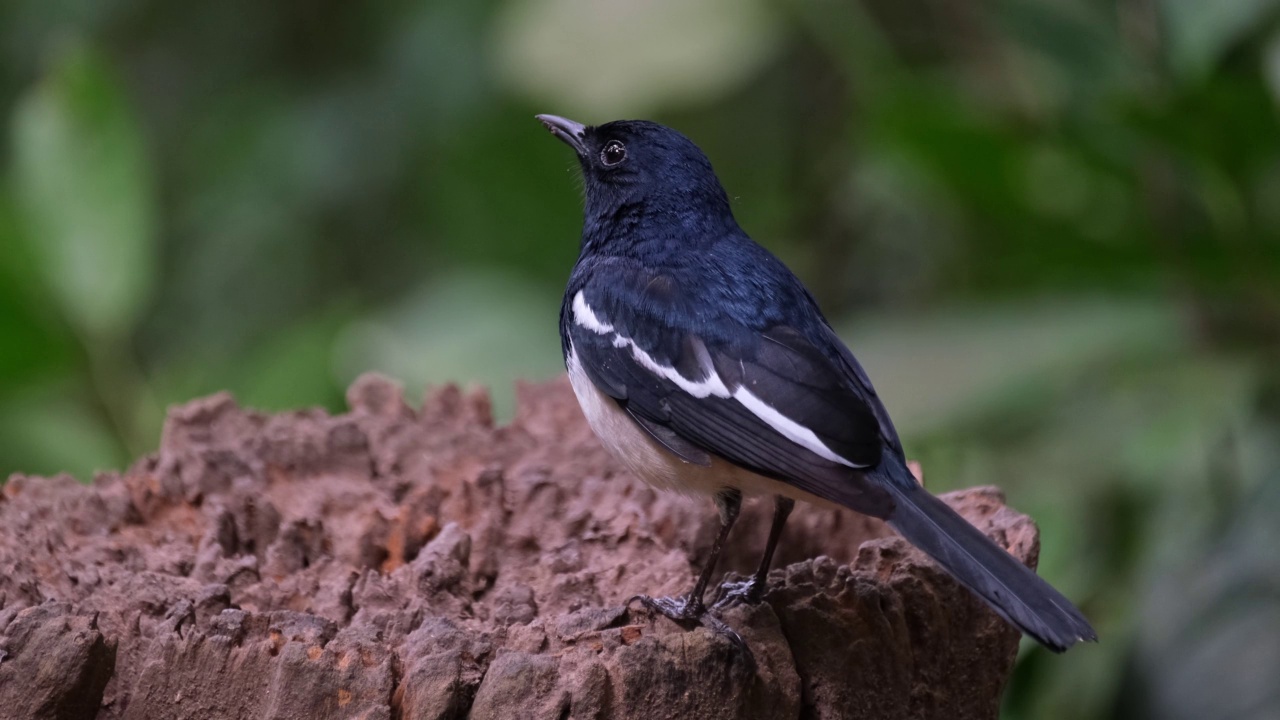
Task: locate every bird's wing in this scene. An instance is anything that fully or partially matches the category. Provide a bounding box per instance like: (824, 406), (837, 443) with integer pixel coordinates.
(816, 321), (904, 455)
(565, 264), (894, 517)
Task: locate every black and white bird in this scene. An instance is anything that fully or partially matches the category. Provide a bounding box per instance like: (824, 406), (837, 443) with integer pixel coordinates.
(537, 114), (1096, 653)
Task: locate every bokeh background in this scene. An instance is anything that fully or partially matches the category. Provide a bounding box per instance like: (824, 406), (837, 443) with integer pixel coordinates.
(2, 0), (1278, 717)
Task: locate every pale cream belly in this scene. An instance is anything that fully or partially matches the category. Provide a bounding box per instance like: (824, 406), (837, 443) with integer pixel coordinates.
(566, 348), (841, 510)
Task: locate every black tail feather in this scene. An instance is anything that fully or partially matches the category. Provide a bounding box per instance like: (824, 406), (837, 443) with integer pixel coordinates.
(876, 464), (1096, 652)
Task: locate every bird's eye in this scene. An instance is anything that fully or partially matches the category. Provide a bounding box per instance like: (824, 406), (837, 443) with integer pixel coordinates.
(600, 140), (626, 166)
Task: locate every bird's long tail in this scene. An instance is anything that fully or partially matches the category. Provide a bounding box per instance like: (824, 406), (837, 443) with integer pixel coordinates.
(874, 460), (1096, 652)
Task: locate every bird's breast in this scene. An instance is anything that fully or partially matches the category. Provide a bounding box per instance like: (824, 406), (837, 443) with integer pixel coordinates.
(566, 345), (691, 494)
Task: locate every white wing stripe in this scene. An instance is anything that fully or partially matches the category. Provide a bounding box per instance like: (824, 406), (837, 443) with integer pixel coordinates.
(573, 291), (614, 334)
(733, 387), (858, 467)
(576, 292), (861, 465)
(573, 290), (730, 399)
(624, 339), (730, 398)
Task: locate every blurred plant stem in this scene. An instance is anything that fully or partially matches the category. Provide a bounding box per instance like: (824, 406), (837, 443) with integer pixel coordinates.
(81, 332), (159, 462)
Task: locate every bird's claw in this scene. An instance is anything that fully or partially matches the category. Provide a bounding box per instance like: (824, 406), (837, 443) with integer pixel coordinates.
(626, 593), (757, 674)
(626, 593), (704, 623)
(710, 578), (765, 611)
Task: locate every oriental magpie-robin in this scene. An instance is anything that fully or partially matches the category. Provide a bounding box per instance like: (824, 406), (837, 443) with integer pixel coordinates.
(537, 114), (1096, 653)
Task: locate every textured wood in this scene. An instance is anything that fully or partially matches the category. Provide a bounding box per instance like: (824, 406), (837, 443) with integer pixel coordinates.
(0, 374), (1033, 719)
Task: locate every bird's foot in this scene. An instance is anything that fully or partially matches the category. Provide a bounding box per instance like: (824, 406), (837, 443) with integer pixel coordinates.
(626, 593), (704, 623)
(627, 594), (756, 673)
(710, 577), (767, 610)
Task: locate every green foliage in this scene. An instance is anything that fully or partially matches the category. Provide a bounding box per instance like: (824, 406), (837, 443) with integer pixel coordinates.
(492, 0), (784, 116)
(11, 41), (156, 339)
(1, 0), (1278, 716)
(1162, 0), (1280, 81)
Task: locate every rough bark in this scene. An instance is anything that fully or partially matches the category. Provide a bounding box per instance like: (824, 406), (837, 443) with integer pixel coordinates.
(0, 375), (1037, 719)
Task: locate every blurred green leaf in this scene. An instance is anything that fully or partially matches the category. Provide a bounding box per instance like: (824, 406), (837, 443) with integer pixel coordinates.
(1267, 31), (1280, 104)
(231, 305), (352, 412)
(1160, 0), (1279, 82)
(426, 108), (582, 282)
(836, 298), (1184, 436)
(334, 270), (564, 420)
(0, 185), (76, 393)
(1125, 476), (1280, 720)
(994, 0), (1145, 126)
(0, 385), (124, 479)
(491, 0), (783, 117)
(0, 272), (74, 393)
(10, 40), (157, 339)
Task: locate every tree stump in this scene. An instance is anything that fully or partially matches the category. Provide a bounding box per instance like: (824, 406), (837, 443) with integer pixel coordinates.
(0, 374), (1038, 719)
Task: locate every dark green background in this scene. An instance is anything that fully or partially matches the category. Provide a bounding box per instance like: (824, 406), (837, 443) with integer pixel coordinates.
(2, 0), (1278, 717)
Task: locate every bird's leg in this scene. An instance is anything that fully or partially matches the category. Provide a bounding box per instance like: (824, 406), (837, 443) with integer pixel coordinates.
(691, 488), (743, 611)
(754, 495), (796, 593)
(713, 495), (794, 609)
(629, 488), (741, 621)
(629, 489), (755, 669)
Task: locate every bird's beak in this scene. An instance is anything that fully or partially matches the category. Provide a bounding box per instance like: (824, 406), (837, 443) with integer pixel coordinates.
(536, 114), (588, 156)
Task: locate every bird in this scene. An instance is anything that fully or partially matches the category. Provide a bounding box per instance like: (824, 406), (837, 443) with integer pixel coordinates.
(536, 113), (1097, 653)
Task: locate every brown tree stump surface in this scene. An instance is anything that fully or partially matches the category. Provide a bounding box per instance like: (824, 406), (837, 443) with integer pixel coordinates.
(0, 375), (1037, 720)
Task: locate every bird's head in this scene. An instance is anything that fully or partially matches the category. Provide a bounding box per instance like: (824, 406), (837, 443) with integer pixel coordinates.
(536, 115), (734, 231)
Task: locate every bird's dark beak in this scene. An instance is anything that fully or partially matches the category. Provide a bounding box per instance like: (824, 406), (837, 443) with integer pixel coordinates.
(536, 114), (588, 156)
